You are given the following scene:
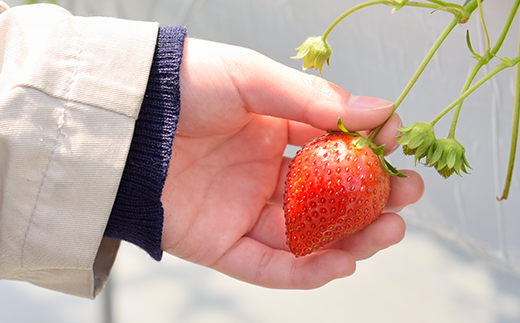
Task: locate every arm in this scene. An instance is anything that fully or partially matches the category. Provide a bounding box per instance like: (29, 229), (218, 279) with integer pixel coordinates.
(0, 3), (424, 298)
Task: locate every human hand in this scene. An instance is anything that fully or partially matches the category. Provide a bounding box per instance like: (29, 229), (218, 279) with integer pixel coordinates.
(160, 38), (424, 289)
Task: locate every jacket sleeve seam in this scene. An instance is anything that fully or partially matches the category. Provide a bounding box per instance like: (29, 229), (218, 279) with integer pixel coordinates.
(19, 19), (89, 282)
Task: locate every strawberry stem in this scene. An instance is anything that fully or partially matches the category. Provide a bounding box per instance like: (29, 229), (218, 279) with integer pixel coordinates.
(430, 0), (520, 130)
(369, 0), (480, 142)
(446, 0), (520, 139)
(433, 56), (520, 128)
(498, 17), (520, 201)
(476, 0), (490, 50)
(369, 13), (461, 142)
(322, 0), (384, 41)
(318, 0), (480, 143)
(322, 0), (471, 42)
(392, 16), (459, 112)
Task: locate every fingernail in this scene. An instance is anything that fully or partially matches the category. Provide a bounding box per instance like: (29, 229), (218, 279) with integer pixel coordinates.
(350, 95), (393, 110)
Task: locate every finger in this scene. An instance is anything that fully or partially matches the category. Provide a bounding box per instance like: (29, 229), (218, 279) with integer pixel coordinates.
(385, 169), (424, 213)
(246, 204), (287, 250)
(287, 121), (326, 147)
(372, 113), (403, 155)
(223, 45), (394, 131)
(211, 236), (356, 289)
(336, 212), (406, 261)
(269, 157), (292, 206)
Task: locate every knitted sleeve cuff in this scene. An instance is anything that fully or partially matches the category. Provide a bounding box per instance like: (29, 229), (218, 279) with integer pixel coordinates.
(104, 26), (187, 261)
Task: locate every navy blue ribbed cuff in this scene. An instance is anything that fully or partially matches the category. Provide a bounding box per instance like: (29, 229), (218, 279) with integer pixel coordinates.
(104, 26), (187, 261)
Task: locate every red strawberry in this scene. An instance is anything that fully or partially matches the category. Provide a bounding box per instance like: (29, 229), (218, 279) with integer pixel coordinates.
(283, 130), (392, 257)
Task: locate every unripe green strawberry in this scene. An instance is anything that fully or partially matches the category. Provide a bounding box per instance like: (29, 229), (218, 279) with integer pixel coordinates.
(396, 122), (436, 164)
(427, 137), (471, 178)
(283, 131), (391, 257)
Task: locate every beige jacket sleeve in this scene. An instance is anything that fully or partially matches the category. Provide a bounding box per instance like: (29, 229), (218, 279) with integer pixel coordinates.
(0, 4), (159, 298)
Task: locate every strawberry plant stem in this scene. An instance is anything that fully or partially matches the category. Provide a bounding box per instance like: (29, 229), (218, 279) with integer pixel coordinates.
(321, 0), (471, 41)
(498, 20), (520, 201)
(369, 14), (461, 141)
(444, 59), (487, 137)
(392, 16), (459, 112)
(447, 0), (520, 138)
(425, 0), (468, 18)
(322, 0), (384, 40)
(391, 0), (479, 114)
(476, 0), (490, 50)
(433, 57), (520, 129)
(445, 0), (490, 138)
(369, 0), (480, 142)
(430, 0), (520, 131)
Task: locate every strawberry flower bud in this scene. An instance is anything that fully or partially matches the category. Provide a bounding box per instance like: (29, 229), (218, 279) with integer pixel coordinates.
(396, 122), (436, 164)
(292, 36), (332, 75)
(427, 138), (471, 178)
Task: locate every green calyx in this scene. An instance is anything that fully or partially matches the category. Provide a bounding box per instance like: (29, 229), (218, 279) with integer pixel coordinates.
(336, 118), (406, 177)
(427, 138), (472, 178)
(396, 123), (471, 178)
(396, 122), (436, 164)
(292, 36), (332, 76)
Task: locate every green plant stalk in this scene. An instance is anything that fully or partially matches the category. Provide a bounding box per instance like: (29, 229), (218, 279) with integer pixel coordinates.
(430, 0), (520, 129)
(425, 0), (469, 18)
(393, 0), (479, 114)
(368, 0), (481, 141)
(497, 22), (520, 201)
(445, 0), (491, 138)
(317, 0), (479, 143)
(426, 0), (466, 12)
(368, 14), (461, 141)
(490, 0), (520, 54)
(449, 0), (520, 137)
(443, 59), (487, 137)
(322, 0), (384, 40)
(432, 57), (520, 127)
(477, 0), (490, 50)
(393, 16), (459, 112)
(322, 0), (469, 41)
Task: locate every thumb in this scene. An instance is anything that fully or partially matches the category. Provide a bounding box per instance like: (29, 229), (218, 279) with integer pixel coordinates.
(230, 48), (394, 131)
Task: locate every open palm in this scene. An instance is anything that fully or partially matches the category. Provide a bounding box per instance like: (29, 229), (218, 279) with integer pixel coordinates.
(160, 38), (424, 289)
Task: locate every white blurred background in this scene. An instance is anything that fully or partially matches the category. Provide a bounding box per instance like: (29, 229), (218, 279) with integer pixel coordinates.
(3, 0), (520, 322)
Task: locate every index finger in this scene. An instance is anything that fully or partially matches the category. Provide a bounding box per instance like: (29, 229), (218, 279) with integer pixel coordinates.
(222, 44), (394, 131)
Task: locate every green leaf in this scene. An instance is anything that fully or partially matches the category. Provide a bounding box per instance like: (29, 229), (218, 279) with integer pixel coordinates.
(337, 117), (349, 134)
(428, 143), (443, 165)
(383, 158), (407, 178)
(371, 145), (385, 156)
(496, 56), (516, 67)
(446, 148), (458, 168)
(408, 132), (427, 149)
